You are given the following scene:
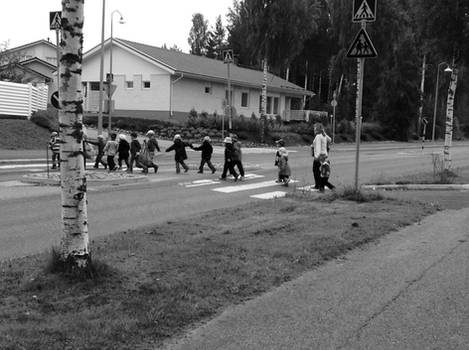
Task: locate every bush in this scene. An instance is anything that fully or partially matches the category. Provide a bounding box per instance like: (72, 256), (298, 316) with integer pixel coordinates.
(30, 106), (59, 131)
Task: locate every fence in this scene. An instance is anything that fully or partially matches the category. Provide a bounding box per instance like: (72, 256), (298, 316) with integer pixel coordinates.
(283, 110), (329, 122)
(0, 81), (48, 118)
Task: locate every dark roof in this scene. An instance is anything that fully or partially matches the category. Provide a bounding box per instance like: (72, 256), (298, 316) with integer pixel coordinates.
(4, 39), (57, 54)
(115, 38), (312, 96)
(21, 57), (57, 69)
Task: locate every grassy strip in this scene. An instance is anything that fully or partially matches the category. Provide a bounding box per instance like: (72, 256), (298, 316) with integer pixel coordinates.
(0, 119), (50, 150)
(0, 195), (437, 349)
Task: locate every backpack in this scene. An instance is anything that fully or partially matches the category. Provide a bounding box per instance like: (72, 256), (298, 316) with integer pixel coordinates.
(320, 159), (331, 178)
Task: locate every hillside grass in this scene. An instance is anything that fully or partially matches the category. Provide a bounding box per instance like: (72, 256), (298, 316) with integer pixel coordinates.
(0, 119), (50, 150)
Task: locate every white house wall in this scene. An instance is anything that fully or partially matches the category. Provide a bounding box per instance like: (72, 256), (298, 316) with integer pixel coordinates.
(82, 45), (171, 111)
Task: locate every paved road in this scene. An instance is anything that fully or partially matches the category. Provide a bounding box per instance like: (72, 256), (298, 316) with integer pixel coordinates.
(1, 142), (468, 260)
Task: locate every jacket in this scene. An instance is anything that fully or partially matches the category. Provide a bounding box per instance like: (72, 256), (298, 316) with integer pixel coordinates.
(130, 139), (141, 155)
(48, 136), (61, 154)
(147, 138), (160, 153)
(232, 141), (242, 162)
(103, 140), (119, 156)
(224, 143), (235, 161)
(87, 138), (105, 154)
(192, 141), (213, 160)
(166, 139), (190, 161)
(118, 139), (130, 156)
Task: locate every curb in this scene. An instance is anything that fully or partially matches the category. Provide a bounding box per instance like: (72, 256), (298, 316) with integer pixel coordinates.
(362, 184), (469, 191)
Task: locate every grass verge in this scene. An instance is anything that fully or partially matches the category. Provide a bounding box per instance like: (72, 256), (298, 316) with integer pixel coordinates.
(0, 195), (437, 349)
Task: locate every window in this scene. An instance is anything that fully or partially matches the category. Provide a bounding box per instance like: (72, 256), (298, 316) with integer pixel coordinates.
(241, 92), (249, 107)
(273, 97), (279, 114)
(266, 96), (272, 114)
(142, 81), (151, 89)
(90, 82), (101, 91)
(126, 81), (134, 89)
(205, 86), (212, 94)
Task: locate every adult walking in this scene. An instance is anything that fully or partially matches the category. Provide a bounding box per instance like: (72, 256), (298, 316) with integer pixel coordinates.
(311, 123), (334, 192)
(191, 136), (216, 174)
(219, 137), (239, 181)
(165, 134), (191, 173)
(231, 134), (245, 180)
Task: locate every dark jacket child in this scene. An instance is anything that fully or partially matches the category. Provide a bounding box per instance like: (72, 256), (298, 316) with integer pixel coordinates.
(117, 134), (130, 170)
(87, 135), (106, 169)
(48, 131), (61, 169)
(231, 134), (245, 179)
(276, 147), (291, 186)
(191, 136), (216, 174)
(165, 134), (191, 173)
(103, 133), (119, 171)
(219, 137), (239, 181)
(128, 132), (141, 173)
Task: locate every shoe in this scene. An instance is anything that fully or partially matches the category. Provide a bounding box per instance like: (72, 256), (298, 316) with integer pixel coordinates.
(51, 165), (57, 169)
(197, 171), (203, 174)
(240, 176), (245, 181)
(93, 165), (98, 169)
(184, 168), (189, 173)
(234, 175), (239, 182)
(275, 179), (281, 183)
(211, 169), (216, 174)
(219, 176), (226, 180)
(154, 166), (159, 174)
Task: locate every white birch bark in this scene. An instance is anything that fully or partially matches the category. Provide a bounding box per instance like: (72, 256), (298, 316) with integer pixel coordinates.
(443, 68), (458, 171)
(59, 0), (90, 268)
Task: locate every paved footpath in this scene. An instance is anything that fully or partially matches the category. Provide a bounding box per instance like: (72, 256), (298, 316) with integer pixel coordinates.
(163, 207), (469, 350)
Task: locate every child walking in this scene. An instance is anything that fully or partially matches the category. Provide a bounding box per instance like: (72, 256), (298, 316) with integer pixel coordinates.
(103, 133), (119, 171)
(165, 134), (192, 173)
(191, 136), (216, 174)
(275, 147), (291, 186)
(128, 132), (141, 173)
(48, 131), (61, 169)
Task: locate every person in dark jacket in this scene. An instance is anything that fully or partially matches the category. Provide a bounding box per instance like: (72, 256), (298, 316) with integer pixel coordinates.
(191, 136), (216, 174)
(128, 132), (141, 173)
(231, 134), (245, 180)
(219, 137), (238, 181)
(88, 135), (106, 169)
(165, 134), (191, 173)
(117, 134), (130, 170)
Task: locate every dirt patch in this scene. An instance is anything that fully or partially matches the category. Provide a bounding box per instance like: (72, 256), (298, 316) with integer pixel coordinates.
(0, 195), (437, 349)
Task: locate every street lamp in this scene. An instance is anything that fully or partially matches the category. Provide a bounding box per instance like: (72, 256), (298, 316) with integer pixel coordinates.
(108, 10), (125, 134)
(97, 0), (106, 136)
(432, 62), (452, 142)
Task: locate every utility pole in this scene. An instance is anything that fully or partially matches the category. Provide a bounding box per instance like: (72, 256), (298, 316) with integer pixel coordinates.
(418, 54), (426, 140)
(97, 0), (106, 136)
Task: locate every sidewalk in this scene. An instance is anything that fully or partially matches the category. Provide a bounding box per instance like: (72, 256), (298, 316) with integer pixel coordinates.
(163, 207), (469, 350)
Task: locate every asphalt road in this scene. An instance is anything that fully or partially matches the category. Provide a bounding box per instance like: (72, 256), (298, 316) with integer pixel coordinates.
(1, 141), (468, 260)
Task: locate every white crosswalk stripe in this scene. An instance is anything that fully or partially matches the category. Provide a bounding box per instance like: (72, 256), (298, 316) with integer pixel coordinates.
(250, 191), (286, 199)
(213, 179), (298, 193)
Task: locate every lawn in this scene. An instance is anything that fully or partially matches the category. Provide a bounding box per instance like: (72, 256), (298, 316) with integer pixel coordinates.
(0, 191), (437, 350)
(0, 119), (50, 150)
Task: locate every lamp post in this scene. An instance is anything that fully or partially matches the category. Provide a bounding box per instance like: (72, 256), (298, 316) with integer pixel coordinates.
(108, 10), (125, 134)
(432, 62), (452, 142)
(97, 0), (105, 136)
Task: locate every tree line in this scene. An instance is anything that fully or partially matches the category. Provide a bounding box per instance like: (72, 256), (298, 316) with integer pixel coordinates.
(188, 0), (469, 141)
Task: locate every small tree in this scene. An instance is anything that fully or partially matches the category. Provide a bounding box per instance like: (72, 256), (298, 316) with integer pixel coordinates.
(0, 41), (24, 83)
(188, 13), (209, 56)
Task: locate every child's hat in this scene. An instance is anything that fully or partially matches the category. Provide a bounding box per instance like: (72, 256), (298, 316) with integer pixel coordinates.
(223, 137), (232, 144)
(146, 130), (155, 136)
(278, 147), (288, 156)
(174, 134), (181, 140)
(203, 136), (211, 142)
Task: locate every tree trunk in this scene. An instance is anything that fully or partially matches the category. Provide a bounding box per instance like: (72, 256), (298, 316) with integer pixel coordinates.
(443, 68), (458, 171)
(260, 58), (268, 143)
(59, 0), (90, 270)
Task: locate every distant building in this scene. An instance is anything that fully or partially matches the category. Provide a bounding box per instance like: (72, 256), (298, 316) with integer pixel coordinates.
(0, 39), (58, 95)
(82, 38), (314, 123)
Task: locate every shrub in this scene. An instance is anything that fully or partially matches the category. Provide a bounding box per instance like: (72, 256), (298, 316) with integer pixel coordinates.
(30, 106), (59, 131)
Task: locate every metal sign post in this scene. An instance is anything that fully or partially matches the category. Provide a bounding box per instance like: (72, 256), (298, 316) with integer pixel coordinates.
(49, 11), (62, 108)
(223, 49), (234, 133)
(346, 0), (377, 194)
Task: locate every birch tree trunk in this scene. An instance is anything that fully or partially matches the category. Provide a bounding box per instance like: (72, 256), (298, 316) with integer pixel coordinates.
(59, 0), (90, 270)
(260, 58), (268, 143)
(443, 68), (458, 171)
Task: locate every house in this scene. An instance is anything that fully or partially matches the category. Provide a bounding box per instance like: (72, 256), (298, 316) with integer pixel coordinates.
(0, 39), (58, 95)
(82, 38), (314, 123)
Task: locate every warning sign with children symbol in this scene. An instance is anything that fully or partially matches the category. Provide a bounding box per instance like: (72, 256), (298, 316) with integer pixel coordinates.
(353, 0), (376, 22)
(346, 28), (377, 58)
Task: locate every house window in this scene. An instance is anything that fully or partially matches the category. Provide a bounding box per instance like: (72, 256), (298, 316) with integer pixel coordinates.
(90, 82), (101, 91)
(205, 86), (212, 94)
(126, 81), (134, 89)
(241, 92), (249, 107)
(273, 97), (279, 114)
(267, 96), (272, 114)
(142, 81), (151, 89)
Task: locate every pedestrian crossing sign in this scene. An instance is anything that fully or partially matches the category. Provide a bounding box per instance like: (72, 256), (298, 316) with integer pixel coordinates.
(223, 49), (233, 63)
(346, 28), (378, 58)
(49, 11), (62, 30)
(353, 0), (376, 22)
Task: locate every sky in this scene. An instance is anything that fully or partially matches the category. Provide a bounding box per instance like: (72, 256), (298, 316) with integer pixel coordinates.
(2, 0), (234, 52)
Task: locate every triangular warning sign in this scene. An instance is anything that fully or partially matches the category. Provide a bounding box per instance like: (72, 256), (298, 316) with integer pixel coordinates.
(49, 11), (62, 30)
(353, 0), (376, 22)
(223, 49), (233, 63)
(346, 28), (377, 58)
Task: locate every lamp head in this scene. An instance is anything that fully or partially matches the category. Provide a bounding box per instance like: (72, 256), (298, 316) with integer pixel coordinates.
(119, 17), (125, 24)
(444, 66), (453, 73)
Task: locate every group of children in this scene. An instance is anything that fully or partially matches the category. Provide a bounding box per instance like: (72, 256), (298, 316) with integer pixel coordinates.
(49, 124), (334, 190)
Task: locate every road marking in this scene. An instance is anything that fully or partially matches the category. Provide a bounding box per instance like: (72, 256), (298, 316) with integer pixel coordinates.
(250, 191), (286, 199)
(0, 180), (34, 187)
(213, 179), (298, 193)
(182, 179), (221, 188)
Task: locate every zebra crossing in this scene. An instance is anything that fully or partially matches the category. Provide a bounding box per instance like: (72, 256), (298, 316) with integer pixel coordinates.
(179, 173), (300, 200)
